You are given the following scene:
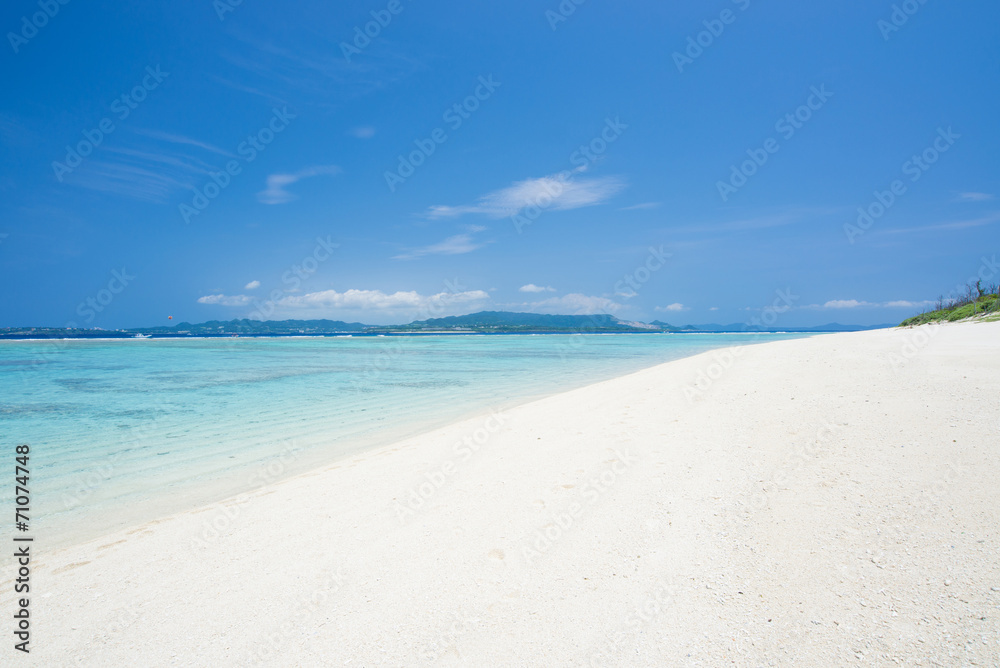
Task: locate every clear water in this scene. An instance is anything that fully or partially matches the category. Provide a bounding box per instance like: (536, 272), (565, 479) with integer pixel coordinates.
(0, 333), (809, 547)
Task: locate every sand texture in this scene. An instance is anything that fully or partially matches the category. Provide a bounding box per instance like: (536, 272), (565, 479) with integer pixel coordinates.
(7, 322), (1000, 666)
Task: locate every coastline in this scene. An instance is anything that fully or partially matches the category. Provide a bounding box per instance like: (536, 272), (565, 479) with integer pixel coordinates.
(8, 332), (813, 551)
(9, 322), (1000, 665)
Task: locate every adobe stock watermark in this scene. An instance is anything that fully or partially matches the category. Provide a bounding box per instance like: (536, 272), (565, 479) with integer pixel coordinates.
(62, 394), (173, 511)
(555, 245), (670, 362)
(52, 65), (169, 183)
(245, 568), (346, 665)
(392, 409), (508, 523)
(890, 254), (997, 369)
(843, 126), (959, 244)
(417, 611), (480, 662)
(585, 577), (679, 667)
(673, 0), (752, 73)
(737, 419), (842, 513)
(191, 439), (302, 550)
(520, 448), (638, 566)
(75, 267), (136, 323)
(244, 235), (338, 321)
(545, 0), (587, 31)
(887, 323), (940, 372)
(384, 75), (501, 192)
(352, 278), (476, 390)
(512, 116), (627, 234)
(8, 267), (136, 388)
(179, 106), (297, 224)
(717, 84), (833, 202)
(213, 0), (244, 21)
(340, 0), (410, 61)
(7, 0), (71, 54)
(62, 451), (125, 510)
(878, 0), (932, 40)
(614, 246), (672, 299)
(683, 288), (798, 402)
(865, 460), (962, 571)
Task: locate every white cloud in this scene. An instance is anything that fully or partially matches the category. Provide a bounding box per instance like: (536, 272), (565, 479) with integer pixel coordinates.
(276, 288), (490, 312)
(655, 303), (686, 312)
(822, 299), (872, 309)
(393, 227), (488, 260)
(197, 294), (254, 306)
(426, 169), (625, 219)
(620, 202), (661, 211)
(349, 126), (376, 139)
(258, 165), (341, 204)
(519, 284), (556, 293)
(512, 293), (623, 315)
(244, 280), (260, 290)
(709, 307), (719, 311)
(957, 192), (994, 202)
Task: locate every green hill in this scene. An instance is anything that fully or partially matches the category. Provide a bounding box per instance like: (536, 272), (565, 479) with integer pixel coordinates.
(901, 281), (1000, 326)
(379, 311), (645, 333)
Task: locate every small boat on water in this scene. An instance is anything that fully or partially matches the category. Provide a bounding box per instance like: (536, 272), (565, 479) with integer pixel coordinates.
(133, 333), (151, 339)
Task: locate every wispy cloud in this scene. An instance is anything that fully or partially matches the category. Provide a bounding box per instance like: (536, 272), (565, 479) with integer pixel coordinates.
(519, 284), (555, 293)
(426, 169), (625, 219)
(957, 192), (994, 202)
(349, 126), (376, 139)
(620, 202), (661, 211)
(220, 30), (424, 106)
(806, 299), (936, 309)
(244, 280), (260, 290)
(508, 293), (623, 315)
(822, 299), (873, 309)
(393, 226), (488, 260)
(882, 213), (1000, 234)
(131, 129), (234, 157)
(70, 159), (196, 203)
(60, 131), (235, 203)
(884, 299), (935, 308)
(207, 75), (287, 105)
(258, 165), (341, 204)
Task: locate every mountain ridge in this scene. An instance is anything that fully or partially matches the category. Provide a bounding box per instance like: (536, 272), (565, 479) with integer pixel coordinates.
(0, 311), (893, 338)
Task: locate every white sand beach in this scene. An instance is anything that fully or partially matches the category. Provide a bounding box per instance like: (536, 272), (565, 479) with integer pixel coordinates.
(13, 322), (1000, 666)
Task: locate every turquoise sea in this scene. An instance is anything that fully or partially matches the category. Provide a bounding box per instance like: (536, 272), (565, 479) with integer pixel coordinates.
(1, 333), (809, 547)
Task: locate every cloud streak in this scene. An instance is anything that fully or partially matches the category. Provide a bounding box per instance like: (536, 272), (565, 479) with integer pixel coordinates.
(393, 226), (488, 260)
(258, 165), (341, 204)
(806, 299), (937, 309)
(426, 169), (625, 219)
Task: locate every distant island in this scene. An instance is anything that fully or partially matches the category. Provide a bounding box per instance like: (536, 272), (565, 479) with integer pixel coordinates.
(0, 311), (893, 339)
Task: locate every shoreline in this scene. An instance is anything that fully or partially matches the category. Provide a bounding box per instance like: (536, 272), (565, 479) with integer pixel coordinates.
(17, 332), (816, 552)
(9, 322), (1000, 665)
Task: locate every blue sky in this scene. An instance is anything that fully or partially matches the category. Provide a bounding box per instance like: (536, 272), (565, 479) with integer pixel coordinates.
(1, 0), (998, 328)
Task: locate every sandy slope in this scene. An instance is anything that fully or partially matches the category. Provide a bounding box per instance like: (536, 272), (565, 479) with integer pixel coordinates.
(7, 322), (1000, 666)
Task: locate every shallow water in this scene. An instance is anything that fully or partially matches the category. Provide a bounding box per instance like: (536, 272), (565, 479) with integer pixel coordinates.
(0, 333), (810, 547)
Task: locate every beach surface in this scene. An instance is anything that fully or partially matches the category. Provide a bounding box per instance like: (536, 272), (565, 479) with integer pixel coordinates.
(10, 321), (1000, 666)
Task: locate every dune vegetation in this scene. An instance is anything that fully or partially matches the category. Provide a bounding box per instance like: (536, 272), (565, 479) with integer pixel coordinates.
(901, 280), (1000, 326)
